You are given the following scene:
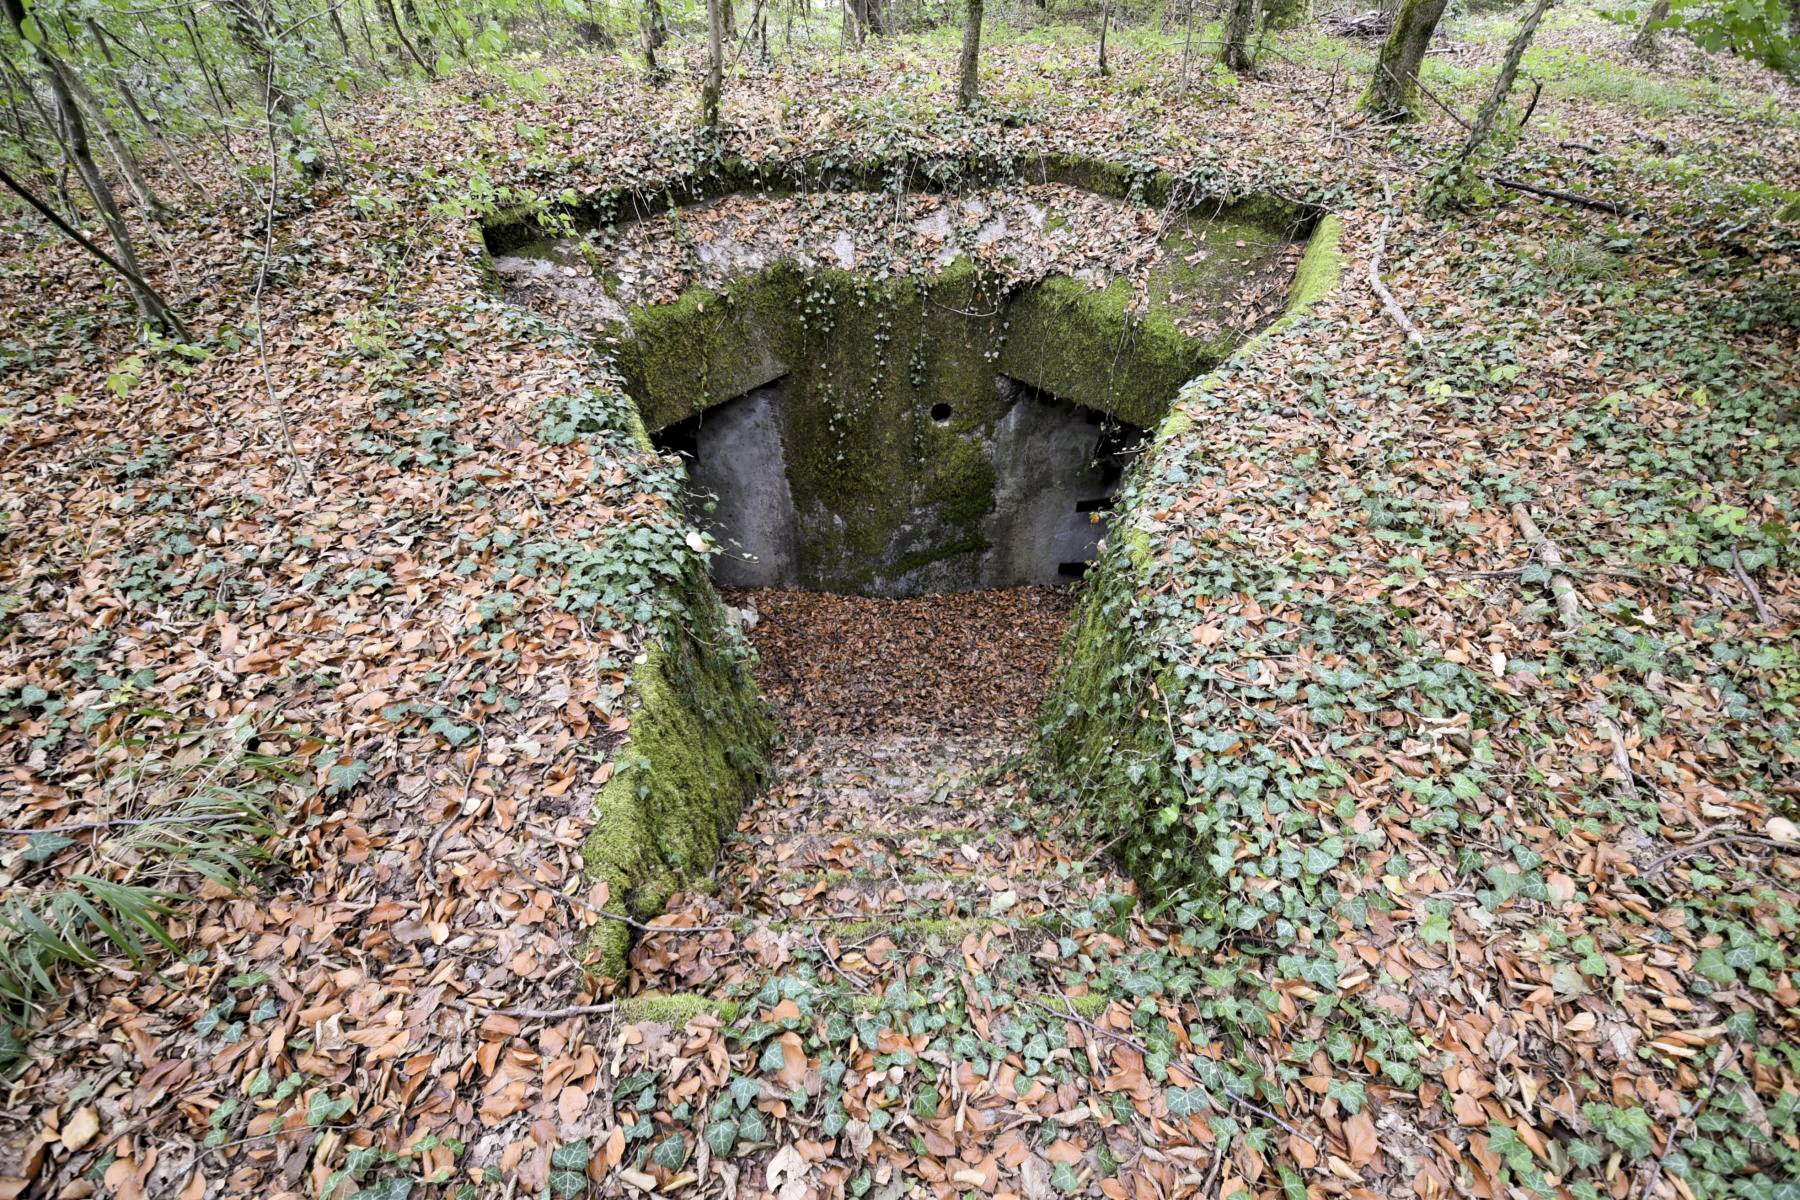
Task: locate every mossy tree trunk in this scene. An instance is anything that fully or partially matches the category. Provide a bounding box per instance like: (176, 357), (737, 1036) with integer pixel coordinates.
(702, 0), (723, 136)
(1220, 0), (1259, 71)
(1262, 0), (1310, 30)
(1452, 0), (1554, 166)
(641, 0), (667, 81)
(1358, 0), (1449, 121)
(956, 0), (982, 107)
(1630, 0), (1669, 58)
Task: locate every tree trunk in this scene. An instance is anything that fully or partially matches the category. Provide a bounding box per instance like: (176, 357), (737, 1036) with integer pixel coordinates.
(402, 0), (434, 59)
(224, 0), (323, 175)
(722, 0), (736, 39)
(1358, 0), (1449, 121)
(0, 0), (172, 331)
(1097, 0), (1112, 75)
(1630, 0), (1668, 58)
(1453, 0), (1554, 165)
(55, 57), (166, 218)
(1220, 0), (1258, 71)
(956, 0), (982, 108)
(1262, 0), (1309, 29)
(641, 0), (667, 80)
(382, 0), (435, 75)
(703, 0), (723, 136)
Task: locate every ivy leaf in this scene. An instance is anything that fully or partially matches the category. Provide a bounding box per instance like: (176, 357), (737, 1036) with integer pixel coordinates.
(650, 1134), (686, 1171)
(730, 1075), (759, 1110)
(1165, 1086), (1209, 1119)
(703, 1117), (738, 1157)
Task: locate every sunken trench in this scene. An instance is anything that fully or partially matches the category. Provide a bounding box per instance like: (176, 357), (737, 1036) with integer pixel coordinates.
(486, 173), (1319, 960)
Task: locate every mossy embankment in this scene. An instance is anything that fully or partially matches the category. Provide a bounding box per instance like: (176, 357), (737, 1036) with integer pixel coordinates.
(1039, 215), (1345, 901)
(581, 560), (772, 977)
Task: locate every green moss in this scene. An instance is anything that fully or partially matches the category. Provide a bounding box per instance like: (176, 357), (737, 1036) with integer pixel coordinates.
(582, 571), (773, 978)
(1279, 215), (1345, 321)
(618, 992), (744, 1025)
(615, 273), (791, 432)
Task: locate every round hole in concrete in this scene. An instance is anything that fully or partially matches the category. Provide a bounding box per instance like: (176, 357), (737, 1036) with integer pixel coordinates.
(930, 403), (953, 424)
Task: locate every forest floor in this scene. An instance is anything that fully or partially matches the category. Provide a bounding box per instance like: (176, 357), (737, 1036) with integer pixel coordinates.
(0, 3), (1798, 1199)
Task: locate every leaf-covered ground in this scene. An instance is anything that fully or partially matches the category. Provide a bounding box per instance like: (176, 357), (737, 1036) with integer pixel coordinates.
(0, 5), (1797, 1198)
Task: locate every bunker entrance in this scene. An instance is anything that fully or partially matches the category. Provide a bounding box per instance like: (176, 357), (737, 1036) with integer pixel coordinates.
(489, 182), (1310, 601)
(652, 376), (1145, 596)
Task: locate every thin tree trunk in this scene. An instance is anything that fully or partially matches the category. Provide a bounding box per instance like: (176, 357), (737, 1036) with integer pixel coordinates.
(641, 0), (666, 79)
(1097, 0), (1112, 75)
(54, 58), (166, 218)
(955, 0), (982, 108)
(1220, 0), (1258, 71)
(382, 0), (435, 74)
(0, 163), (186, 335)
(0, 0), (172, 331)
(176, 6), (231, 118)
(1359, 0), (1449, 120)
(402, 0), (434, 59)
(703, 0), (723, 135)
(1453, 0), (1554, 166)
(1630, 0), (1668, 58)
(327, 1), (354, 59)
(223, 0), (316, 173)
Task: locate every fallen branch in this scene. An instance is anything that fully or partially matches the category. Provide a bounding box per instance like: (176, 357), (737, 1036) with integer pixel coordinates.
(1370, 181), (1428, 356)
(1644, 834), (1791, 873)
(1731, 548), (1776, 625)
(1491, 175), (1641, 217)
(1511, 504), (1582, 631)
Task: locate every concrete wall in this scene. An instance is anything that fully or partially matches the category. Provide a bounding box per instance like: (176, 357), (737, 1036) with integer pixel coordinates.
(660, 373), (1141, 595)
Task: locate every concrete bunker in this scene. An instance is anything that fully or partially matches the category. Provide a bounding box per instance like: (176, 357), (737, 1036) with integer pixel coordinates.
(653, 374), (1146, 594)
(490, 177), (1311, 597)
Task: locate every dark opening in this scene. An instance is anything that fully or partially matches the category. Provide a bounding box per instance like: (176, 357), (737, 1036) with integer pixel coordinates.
(930, 402), (953, 424)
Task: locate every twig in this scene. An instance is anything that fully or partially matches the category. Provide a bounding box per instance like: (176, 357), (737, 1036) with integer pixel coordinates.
(1644, 834), (1791, 873)
(449, 998), (619, 1020)
(1633, 1038), (1738, 1199)
(1518, 75), (1544, 129)
(1595, 712), (1638, 804)
(1490, 175), (1641, 217)
(1369, 180), (1427, 356)
(1730, 548), (1776, 625)
(250, 54), (310, 493)
(1018, 995), (1322, 1151)
(1510, 504), (1582, 631)
(1383, 62), (1472, 132)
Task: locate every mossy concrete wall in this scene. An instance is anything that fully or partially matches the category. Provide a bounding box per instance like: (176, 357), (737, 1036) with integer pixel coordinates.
(607, 216), (1296, 594)
(582, 561), (772, 977)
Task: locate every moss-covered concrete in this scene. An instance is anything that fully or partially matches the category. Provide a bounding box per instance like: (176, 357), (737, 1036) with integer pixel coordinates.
(588, 206), (1307, 594)
(582, 566), (772, 978)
